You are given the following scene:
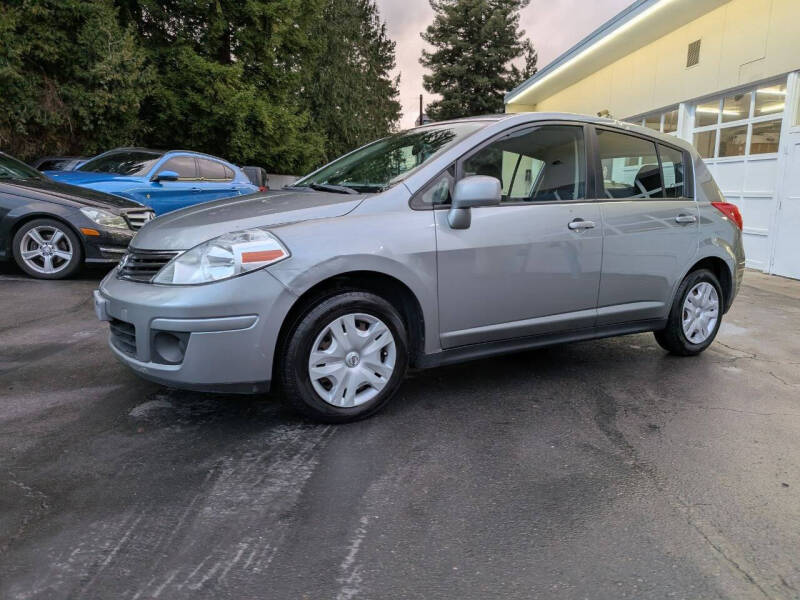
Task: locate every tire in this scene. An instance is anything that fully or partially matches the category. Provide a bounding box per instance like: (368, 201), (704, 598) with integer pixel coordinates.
(12, 218), (83, 280)
(278, 291), (409, 423)
(654, 268), (723, 356)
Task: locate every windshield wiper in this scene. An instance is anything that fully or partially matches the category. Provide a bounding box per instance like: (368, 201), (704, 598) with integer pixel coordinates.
(308, 183), (359, 195)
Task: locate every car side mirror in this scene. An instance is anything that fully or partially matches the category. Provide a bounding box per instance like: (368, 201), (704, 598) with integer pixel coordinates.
(448, 175), (502, 229)
(154, 170), (179, 182)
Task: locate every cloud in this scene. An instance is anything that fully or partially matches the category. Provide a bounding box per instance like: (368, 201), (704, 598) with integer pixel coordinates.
(375, 0), (631, 127)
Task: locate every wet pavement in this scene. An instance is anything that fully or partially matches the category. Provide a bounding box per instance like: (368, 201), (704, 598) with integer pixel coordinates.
(1, 264), (799, 599)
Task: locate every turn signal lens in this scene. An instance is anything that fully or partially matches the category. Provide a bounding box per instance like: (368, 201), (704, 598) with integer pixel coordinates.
(711, 202), (743, 230)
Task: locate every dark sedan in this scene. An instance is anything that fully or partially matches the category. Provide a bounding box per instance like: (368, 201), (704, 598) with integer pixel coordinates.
(0, 151), (154, 279)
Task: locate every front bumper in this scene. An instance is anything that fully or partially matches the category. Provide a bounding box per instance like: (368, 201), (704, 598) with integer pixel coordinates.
(83, 227), (136, 263)
(95, 269), (298, 393)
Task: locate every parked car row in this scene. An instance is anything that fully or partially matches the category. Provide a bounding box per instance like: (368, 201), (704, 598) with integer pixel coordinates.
(1, 147), (267, 279)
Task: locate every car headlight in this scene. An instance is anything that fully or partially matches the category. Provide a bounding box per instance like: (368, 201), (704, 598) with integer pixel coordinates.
(80, 207), (128, 229)
(153, 228), (290, 285)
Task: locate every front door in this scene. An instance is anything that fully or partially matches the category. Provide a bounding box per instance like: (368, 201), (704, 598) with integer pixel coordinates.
(593, 128), (699, 325)
(771, 129), (800, 279)
(435, 124), (603, 349)
(146, 156), (201, 215)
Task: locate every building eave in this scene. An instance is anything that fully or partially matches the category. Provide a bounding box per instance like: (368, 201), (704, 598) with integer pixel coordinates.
(505, 0), (732, 107)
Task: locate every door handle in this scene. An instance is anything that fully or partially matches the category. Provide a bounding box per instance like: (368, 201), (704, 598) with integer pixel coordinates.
(191, 187), (202, 193)
(568, 218), (596, 231)
(675, 214), (697, 224)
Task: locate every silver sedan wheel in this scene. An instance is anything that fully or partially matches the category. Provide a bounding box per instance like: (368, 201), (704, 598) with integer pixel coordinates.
(682, 282), (719, 344)
(19, 225), (74, 275)
(308, 313), (397, 408)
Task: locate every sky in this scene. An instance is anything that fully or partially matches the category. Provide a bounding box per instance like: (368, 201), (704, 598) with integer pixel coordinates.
(375, 0), (632, 127)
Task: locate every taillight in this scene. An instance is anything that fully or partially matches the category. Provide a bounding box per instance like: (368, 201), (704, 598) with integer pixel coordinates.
(711, 201), (743, 230)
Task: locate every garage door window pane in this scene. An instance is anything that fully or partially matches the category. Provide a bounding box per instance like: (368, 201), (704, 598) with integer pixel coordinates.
(644, 114), (661, 130)
(658, 145), (686, 198)
(462, 125), (586, 202)
(718, 125), (747, 157)
(722, 92), (751, 123)
(160, 157), (197, 180)
(754, 83), (786, 117)
(696, 101), (720, 127)
(693, 130), (716, 158)
(597, 130), (662, 199)
(662, 109), (678, 133)
(750, 120), (782, 155)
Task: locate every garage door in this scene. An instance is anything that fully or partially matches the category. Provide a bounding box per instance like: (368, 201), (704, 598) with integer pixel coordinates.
(771, 129), (800, 279)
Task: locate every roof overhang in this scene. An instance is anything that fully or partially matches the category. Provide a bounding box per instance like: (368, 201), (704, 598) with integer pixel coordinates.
(505, 0), (732, 107)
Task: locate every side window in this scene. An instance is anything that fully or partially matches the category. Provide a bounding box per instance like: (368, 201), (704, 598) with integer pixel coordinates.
(462, 125), (586, 203)
(160, 156), (198, 180)
(597, 130), (662, 199)
(198, 159), (230, 181)
(658, 144), (686, 198)
(419, 170), (454, 207)
(224, 165), (235, 180)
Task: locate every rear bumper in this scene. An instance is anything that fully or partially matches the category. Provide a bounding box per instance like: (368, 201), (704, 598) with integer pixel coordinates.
(95, 269), (298, 393)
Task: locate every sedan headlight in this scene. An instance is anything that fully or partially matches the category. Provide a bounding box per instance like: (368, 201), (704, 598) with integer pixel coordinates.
(153, 228), (290, 285)
(80, 207), (128, 229)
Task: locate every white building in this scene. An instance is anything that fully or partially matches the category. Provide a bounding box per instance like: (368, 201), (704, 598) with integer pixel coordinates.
(505, 0), (800, 279)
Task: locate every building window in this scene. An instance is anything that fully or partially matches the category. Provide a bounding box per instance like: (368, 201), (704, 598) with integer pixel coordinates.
(628, 107), (679, 135)
(691, 79), (785, 159)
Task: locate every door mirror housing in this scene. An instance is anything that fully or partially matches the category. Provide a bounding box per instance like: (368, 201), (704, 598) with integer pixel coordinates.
(154, 170), (179, 182)
(448, 175), (502, 229)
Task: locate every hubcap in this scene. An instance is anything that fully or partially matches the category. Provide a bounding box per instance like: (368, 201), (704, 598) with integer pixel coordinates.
(308, 313), (397, 408)
(19, 226), (73, 275)
(682, 282), (719, 344)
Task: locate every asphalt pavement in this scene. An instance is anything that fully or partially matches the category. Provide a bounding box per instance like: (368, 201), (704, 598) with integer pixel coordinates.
(1, 263), (799, 599)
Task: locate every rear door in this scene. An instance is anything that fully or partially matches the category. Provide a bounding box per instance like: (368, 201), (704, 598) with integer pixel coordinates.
(435, 123), (603, 348)
(593, 127), (698, 325)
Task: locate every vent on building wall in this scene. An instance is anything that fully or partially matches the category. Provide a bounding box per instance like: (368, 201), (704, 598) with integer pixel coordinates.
(686, 39), (701, 67)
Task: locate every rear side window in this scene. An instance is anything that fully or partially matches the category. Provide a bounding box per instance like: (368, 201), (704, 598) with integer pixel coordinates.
(597, 130), (662, 199)
(224, 166), (235, 180)
(198, 159), (231, 181)
(160, 156), (198, 180)
(658, 144), (687, 198)
(462, 125), (586, 203)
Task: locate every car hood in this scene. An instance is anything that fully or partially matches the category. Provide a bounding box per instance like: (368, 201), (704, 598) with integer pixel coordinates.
(45, 171), (144, 186)
(131, 189), (368, 250)
(0, 178), (146, 211)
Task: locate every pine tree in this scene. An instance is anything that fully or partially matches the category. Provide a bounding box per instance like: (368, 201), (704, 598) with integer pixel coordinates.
(0, 0), (149, 161)
(303, 0), (401, 162)
(420, 0), (538, 121)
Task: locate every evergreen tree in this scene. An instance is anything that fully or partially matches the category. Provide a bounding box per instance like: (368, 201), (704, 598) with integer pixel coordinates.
(115, 0), (327, 174)
(420, 0), (538, 121)
(0, 0), (149, 161)
(304, 0), (401, 162)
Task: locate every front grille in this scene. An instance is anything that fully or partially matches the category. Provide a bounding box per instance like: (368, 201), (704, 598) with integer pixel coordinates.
(124, 209), (156, 231)
(117, 250), (179, 283)
(109, 318), (137, 356)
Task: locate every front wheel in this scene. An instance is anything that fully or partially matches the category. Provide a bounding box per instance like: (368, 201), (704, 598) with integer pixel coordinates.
(654, 269), (723, 356)
(278, 291), (409, 423)
(12, 219), (83, 280)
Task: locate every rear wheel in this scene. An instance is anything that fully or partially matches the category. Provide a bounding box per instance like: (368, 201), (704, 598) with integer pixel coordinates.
(654, 269), (722, 356)
(12, 219), (83, 280)
(278, 291), (409, 422)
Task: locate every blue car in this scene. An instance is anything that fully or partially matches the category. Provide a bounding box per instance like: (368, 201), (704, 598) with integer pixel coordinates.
(46, 148), (258, 215)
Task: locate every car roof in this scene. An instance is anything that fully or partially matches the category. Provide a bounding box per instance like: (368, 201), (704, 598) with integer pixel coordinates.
(90, 147), (237, 164)
(410, 112), (695, 153)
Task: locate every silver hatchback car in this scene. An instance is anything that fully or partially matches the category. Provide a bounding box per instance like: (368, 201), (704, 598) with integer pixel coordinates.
(95, 113), (745, 421)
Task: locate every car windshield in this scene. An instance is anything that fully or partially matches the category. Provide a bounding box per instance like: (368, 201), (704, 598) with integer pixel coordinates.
(78, 150), (163, 176)
(295, 121), (489, 192)
(0, 153), (45, 181)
